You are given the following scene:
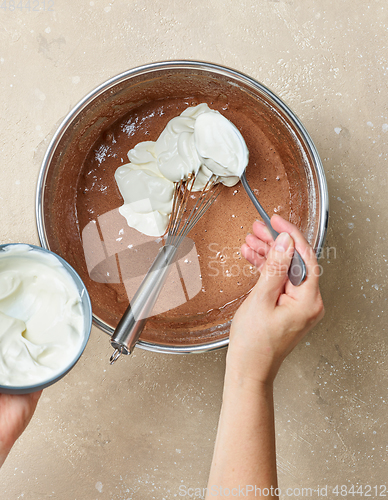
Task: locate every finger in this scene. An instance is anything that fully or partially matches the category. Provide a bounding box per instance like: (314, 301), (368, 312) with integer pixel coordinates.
(251, 220), (275, 245)
(255, 232), (295, 306)
(241, 243), (265, 270)
(270, 215), (321, 288)
(245, 233), (271, 257)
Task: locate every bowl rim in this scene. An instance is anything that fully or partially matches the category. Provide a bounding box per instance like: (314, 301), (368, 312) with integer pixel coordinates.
(36, 59), (329, 355)
(0, 243), (92, 394)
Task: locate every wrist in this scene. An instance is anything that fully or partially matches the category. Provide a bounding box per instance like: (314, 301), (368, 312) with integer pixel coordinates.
(225, 342), (282, 387)
(223, 358), (276, 396)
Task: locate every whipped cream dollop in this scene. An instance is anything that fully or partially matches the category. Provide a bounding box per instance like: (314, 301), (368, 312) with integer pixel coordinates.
(0, 245), (86, 387)
(115, 103), (249, 237)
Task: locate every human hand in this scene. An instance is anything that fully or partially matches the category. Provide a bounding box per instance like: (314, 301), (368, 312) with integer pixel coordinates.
(0, 390), (42, 467)
(227, 215), (324, 385)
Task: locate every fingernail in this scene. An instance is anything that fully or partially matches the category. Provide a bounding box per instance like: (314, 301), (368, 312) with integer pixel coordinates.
(255, 220), (266, 225)
(274, 232), (292, 252)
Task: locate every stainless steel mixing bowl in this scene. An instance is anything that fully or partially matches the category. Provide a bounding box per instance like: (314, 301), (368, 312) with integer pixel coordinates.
(36, 60), (328, 354)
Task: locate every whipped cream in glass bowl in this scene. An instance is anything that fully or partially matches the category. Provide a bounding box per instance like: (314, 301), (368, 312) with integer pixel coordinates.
(0, 244), (92, 394)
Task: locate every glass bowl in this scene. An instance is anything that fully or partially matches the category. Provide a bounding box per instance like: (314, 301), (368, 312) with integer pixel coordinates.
(0, 244), (92, 394)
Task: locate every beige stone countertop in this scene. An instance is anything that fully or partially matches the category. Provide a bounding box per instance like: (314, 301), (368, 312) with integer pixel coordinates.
(0, 1), (387, 498)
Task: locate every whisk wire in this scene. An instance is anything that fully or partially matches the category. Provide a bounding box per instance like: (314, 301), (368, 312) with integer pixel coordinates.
(174, 182), (222, 246)
(166, 176), (195, 240)
(166, 174), (222, 248)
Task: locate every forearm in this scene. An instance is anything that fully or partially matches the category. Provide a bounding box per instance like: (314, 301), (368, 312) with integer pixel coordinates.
(0, 391), (42, 469)
(0, 431), (14, 468)
(206, 364), (278, 498)
(0, 427), (17, 469)
(0, 431), (20, 468)
(0, 449), (10, 468)
(205, 218), (323, 498)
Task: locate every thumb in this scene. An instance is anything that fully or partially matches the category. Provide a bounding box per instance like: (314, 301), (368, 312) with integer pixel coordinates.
(256, 232), (294, 304)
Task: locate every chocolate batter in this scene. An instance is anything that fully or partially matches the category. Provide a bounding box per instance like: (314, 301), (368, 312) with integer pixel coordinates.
(43, 72), (311, 347)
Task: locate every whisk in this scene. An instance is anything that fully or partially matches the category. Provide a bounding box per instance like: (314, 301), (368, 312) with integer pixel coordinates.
(109, 173), (223, 364)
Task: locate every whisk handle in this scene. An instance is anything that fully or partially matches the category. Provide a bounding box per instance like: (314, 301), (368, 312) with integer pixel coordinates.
(110, 244), (178, 358)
